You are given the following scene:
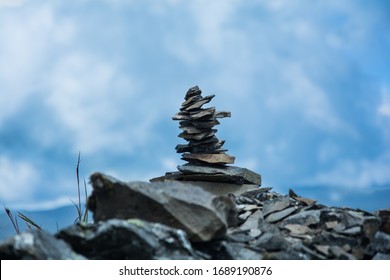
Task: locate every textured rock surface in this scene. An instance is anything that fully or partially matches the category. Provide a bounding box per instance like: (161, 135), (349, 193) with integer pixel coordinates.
(56, 219), (204, 260)
(88, 172), (237, 242)
(0, 230), (85, 260)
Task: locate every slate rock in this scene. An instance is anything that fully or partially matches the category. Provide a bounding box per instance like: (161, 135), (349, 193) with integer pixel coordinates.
(194, 240), (263, 260)
(265, 207), (297, 223)
(56, 219), (203, 260)
(372, 253), (390, 260)
(177, 164), (261, 185)
(0, 230), (85, 260)
(262, 196), (292, 216)
(181, 153), (235, 165)
(88, 172), (236, 242)
(254, 231), (289, 251)
(367, 231), (390, 254)
(282, 210), (321, 226)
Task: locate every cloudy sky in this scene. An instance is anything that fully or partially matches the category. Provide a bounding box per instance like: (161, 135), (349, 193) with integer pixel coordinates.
(0, 0), (389, 211)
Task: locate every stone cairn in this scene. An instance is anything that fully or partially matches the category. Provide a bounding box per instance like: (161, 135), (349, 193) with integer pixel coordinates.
(152, 86), (261, 187)
(173, 86), (234, 166)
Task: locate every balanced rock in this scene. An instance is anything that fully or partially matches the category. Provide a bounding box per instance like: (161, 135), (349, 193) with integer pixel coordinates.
(151, 85), (262, 190)
(88, 172), (237, 242)
(173, 86), (234, 164)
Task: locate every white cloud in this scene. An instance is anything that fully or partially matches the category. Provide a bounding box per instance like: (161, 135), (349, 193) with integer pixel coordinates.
(45, 52), (153, 155)
(9, 196), (76, 211)
(0, 3), (75, 126)
(378, 87), (390, 118)
(0, 156), (39, 203)
(0, 0), (24, 7)
(301, 152), (390, 189)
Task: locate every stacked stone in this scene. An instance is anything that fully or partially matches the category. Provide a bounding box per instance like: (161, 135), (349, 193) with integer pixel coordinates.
(172, 86), (236, 166)
(151, 86), (261, 187)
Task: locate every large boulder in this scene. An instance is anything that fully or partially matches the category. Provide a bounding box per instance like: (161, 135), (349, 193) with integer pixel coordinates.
(87, 172), (237, 242)
(56, 219), (205, 260)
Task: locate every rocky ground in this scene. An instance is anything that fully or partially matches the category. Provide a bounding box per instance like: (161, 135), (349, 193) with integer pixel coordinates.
(1, 172), (389, 260)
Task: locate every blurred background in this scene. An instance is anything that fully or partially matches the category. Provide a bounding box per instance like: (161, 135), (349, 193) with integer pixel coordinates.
(1, 0), (389, 232)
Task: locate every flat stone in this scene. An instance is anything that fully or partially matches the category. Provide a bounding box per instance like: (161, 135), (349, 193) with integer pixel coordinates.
(248, 229), (262, 238)
(181, 153), (235, 165)
(179, 119), (220, 128)
(254, 231), (289, 251)
(185, 95), (215, 111)
(325, 221), (339, 229)
(329, 246), (356, 259)
(284, 224), (311, 235)
(341, 226), (361, 235)
(289, 189), (316, 206)
(238, 211), (253, 221)
(265, 207), (297, 223)
(178, 131), (216, 141)
(283, 210), (321, 226)
(240, 210), (264, 230)
(190, 107), (215, 119)
(179, 126), (206, 134)
(215, 111), (231, 118)
(185, 86), (202, 99)
(158, 180), (259, 198)
(88, 172), (236, 242)
(177, 164), (261, 185)
(181, 94), (201, 108)
(314, 244), (330, 256)
(172, 112), (190, 121)
(262, 196), (291, 216)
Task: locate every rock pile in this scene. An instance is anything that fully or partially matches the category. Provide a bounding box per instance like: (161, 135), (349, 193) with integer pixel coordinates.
(1, 173), (389, 260)
(152, 86), (261, 187)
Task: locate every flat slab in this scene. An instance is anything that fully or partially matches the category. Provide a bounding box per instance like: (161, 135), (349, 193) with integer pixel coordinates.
(150, 176), (259, 196)
(177, 164), (261, 185)
(181, 153), (235, 164)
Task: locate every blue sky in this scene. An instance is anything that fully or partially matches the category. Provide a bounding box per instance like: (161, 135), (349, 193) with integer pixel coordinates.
(0, 0), (389, 211)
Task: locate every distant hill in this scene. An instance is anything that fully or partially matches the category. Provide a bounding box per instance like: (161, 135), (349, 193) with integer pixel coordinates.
(0, 205), (84, 241)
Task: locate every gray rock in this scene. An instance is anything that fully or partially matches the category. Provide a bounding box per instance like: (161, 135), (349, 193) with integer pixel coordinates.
(56, 219), (203, 260)
(254, 230), (289, 251)
(372, 253), (390, 260)
(374, 209), (390, 233)
(262, 196), (291, 216)
(185, 95), (215, 111)
(181, 153), (235, 164)
(239, 210), (264, 230)
(222, 242), (262, 260)
(88, 172), (236, 242)
(283, 210), (321, 226)
(284, 224), (311, 235)
(266, 207), (297, 223)
(368, 231), (390, 254)
(177, 164), (261, 185)
(0, 230), (85, 260)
